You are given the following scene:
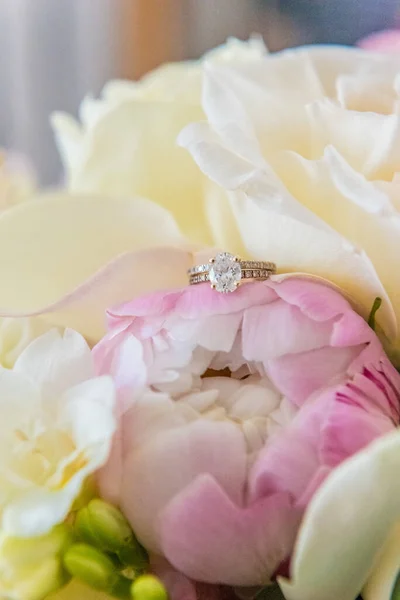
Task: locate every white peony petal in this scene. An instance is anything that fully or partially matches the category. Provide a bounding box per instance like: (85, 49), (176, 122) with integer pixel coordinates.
(336, 73), (398, 114)
(202, 65), (264, 166)
(205, 35), (268, 65)
(228, 190), (395, 338)
(278, 430), (400, 600)
(50, 113), (85, 181)
(363, 524), (400, 600)
(269, 149), (399, 340)
(53, 99), (208, 243)
(179, 121), (335, 234)
(0, 192), (185, 311)
(14, 329), (94, 398)
(323, 145), (393, 214)
(0, 193), (191, 341)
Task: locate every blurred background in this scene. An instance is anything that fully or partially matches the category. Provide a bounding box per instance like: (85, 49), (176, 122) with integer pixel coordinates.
(0, 0), (399, 184)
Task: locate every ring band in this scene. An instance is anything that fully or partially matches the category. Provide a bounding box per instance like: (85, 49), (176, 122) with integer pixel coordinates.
(188, 252), (276, 293)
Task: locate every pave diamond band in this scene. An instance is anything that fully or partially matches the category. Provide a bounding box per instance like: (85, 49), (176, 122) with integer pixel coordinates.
(188, 252), (276, 293)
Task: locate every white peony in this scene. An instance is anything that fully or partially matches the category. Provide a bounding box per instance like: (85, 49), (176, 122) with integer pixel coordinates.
(179, 44), (400, 353)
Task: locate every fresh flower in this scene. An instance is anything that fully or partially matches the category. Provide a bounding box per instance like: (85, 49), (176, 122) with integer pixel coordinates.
(0, 525), (71, 600)
(94, 278), (400, 600)
(0, 317), (52, 369)
(0, 153), (45, 368)
(0, 40), (398, 356)
(178, 43), (400, 353)
(0, 151), (36, 211)
(0, 328), (115, 538)
(51, 37), (263, 246)
(0, 39), (265, 345)
(358, 29), (400, 53)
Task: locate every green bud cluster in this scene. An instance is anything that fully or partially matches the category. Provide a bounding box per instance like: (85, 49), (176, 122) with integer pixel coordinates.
(0, 498), (167, 600)
(62, 498), (168, 600)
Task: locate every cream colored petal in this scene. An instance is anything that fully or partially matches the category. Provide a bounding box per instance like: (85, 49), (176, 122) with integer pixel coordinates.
(363, 523), (400, 600)
(203, 180), (247, 257)
(294, 45), (400, 97)
(51, 113), (85, 182)
(307, 99), (393, 173)
(0, 193), (192, 341)
(179, 121), (332, 232)
(269, 149), (400, 341)
(49, 580), (114, 600)
(205, 35), (267, 64)
(228, 190), (395, 339)
(181, 118), (396, 339)
(278, 430), (400, 600)
(0, 317), (52, 369)
(54, 99), (209, 244)
(0, 192), (184, 308)
(14, 329), (94, 398)
(336, 73), (398, 113)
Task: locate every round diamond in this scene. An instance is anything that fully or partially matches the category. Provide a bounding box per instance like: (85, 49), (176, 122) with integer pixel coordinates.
(209, 252), (242, 293)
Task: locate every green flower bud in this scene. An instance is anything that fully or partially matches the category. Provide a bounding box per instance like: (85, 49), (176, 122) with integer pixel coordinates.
(131, 575), (168, 600)
(76, 499), (133, 549)
(75, 499), (148, 568)
(63, 543), (117, 592)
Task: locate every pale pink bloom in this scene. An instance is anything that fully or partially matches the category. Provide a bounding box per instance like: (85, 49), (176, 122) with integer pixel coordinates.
(94, 278), (400, 598)
(358, 29), (400, 52)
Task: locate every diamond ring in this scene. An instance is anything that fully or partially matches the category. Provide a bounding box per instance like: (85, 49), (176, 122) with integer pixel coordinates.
(188, 252), (277, 293)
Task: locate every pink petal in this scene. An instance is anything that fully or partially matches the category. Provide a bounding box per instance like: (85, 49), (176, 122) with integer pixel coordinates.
(267, 344), (364, 406)
(151, 558), (230, 600)
(330, 310), (374, 347)
(111, 282), (278, 322)
(242, 300), (333, 361)
(94, 331), (147, 395)
(321, 362), (400, 467)
(358, 30), (400, 53)
(161, 474), (300, 586)
(270, 278), (352, 322)
(248, 400), (325, 503)
(322, 399), (393, 468)
(151, 557), (198, 600)
(120, 419), (247, 553)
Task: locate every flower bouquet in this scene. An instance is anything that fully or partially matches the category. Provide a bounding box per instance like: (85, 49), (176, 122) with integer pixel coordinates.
(1, 36), (400, 600)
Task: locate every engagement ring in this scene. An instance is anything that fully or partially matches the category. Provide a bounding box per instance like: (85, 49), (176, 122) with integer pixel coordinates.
(188, 252), (276, 293)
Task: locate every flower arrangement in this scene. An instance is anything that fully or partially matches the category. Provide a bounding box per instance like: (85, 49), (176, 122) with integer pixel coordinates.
(1, 37), (400, 600)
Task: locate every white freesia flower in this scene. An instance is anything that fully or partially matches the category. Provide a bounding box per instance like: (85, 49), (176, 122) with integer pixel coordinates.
(0, 317), (53, 369)
(0, 328), (116, 537)
(179, 45), (400, 352)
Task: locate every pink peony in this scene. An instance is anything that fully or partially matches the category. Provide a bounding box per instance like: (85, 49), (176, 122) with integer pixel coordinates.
(93, 278), (400, 597)
(358, 29), (400, 52)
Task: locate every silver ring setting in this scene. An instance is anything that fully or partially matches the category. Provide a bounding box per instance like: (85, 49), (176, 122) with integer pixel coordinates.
(188, 252), (276, 293)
